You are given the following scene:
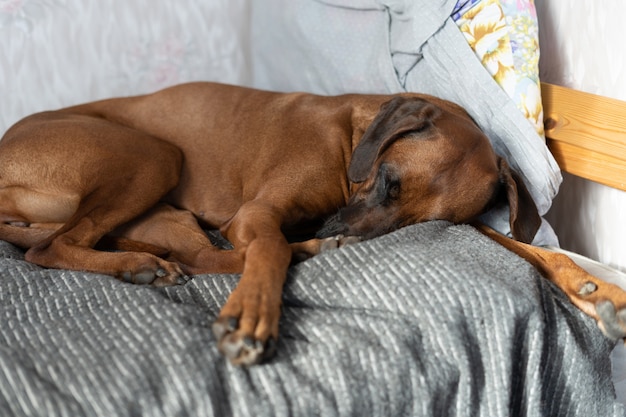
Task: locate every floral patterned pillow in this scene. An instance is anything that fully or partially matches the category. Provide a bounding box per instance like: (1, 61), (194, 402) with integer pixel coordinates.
(452, 0), (544, 137)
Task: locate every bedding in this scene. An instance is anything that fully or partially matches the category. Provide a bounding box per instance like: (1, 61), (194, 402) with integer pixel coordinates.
(1, 222), (624, 416)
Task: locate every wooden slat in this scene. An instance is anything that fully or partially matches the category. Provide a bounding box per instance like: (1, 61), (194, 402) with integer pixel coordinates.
(541, 82), (626, 191)
(548, 141), (626, 190)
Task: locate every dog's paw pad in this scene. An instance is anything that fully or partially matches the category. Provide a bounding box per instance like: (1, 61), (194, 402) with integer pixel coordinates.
(119, 262), (187, 287)
(120, 269), (160, 285)
(578, 282), (598, 296)
(596, 301), (626, 340)
(221, 335), (265, 365)
(135, 270), (159, 285)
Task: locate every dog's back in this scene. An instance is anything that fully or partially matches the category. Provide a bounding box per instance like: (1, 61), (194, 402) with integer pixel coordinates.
(49, 82), (385, 228)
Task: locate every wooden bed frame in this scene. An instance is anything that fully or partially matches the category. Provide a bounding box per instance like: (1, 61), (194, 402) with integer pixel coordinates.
(541, 82), (626, 191)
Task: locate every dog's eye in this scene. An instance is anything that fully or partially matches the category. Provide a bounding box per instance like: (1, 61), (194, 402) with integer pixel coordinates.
(387, 180), (401, 200)
(387, 180), (400, 200)
(374, 164), (401, 204)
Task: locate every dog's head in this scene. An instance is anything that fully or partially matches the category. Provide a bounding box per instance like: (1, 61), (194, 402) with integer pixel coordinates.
(317, 96), (541, 243)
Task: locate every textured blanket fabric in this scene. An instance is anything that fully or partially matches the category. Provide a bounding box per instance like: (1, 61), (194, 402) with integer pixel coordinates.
(0, 222), (623, 417)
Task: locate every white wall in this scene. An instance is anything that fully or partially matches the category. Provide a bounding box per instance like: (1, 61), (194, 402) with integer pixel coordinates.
(536, 0), (626, 271)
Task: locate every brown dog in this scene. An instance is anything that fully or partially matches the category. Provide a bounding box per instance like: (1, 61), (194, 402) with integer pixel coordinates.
(0, 82), (625, 365)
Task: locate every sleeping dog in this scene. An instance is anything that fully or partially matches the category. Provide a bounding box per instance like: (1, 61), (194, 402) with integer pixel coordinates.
(1, 82), (624, 365)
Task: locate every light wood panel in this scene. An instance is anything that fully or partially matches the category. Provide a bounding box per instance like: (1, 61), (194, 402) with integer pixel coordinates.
(541, 82), (626, 191)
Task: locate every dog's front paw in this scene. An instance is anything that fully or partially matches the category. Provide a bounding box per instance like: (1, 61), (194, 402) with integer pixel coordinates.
(319, 234), (362, 252)
(568, 277), (626, 340)
(212, 317), (277, 366)
(117, 255), (188, 287)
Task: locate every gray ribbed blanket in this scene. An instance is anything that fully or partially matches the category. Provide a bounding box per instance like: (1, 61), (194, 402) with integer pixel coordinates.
(0, 221), (624, 416)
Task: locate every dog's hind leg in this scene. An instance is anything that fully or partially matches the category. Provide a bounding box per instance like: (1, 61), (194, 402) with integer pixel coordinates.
(0, 114), (186, 286)
(23, 181), (188, 286)
(111, 203), (245, 274)
(0, 221), (60, 249)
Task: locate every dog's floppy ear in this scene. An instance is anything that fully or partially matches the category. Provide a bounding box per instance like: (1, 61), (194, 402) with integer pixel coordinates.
(348, 96), (439, 183)
(498, 157), (541, 244)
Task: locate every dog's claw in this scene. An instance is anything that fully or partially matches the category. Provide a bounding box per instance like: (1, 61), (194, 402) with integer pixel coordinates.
(175, 275), (191, 285)
(219, 333), (266, 366)
(212, 317), (238, 340)
(242, 336), (256, 349)
(134, 270), (157, 285)
(263, 336), (278, 360)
